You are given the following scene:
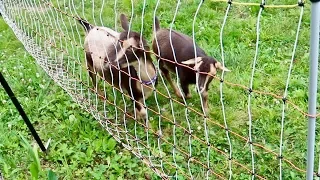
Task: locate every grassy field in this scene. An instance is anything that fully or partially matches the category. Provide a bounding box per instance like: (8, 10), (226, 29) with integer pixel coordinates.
(0, 0), (317, 179)
(0, 17), (156, 179)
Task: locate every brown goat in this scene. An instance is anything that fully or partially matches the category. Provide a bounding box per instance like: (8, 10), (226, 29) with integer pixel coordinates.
(78, 14), (157, 119)
(152, 16), (230, 114)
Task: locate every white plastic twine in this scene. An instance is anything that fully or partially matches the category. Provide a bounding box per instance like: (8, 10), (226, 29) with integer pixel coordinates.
(219, 1), (233, 179)
(191, 0), (213, 179)
(152, 0), (175, 177)
(279, 2), (304, 179)
(168, 0), (182, 178)
(247, 1), (265, 179)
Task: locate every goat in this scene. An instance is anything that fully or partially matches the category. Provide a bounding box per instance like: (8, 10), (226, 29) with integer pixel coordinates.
(152, 16), (230, 114)
(78, 14), (158, 119)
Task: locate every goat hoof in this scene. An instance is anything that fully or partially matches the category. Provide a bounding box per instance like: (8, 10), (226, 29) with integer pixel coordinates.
(174, 91), (184, 99)
(137, 108), (147, 120)
(204, 107), (209, 116)
(186, 93), (192, 99)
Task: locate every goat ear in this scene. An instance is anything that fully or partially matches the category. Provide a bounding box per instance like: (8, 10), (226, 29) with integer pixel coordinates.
(181, 57), (203, 65)
(138, 41), (144, 49)
(120, 14), (129, 31)
(215, 62), (231, 72)
(193, 61), (203, 70)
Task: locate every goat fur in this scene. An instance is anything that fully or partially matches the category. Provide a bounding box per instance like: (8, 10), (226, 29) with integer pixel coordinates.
(152, 16), (230, 114)
(78, 14), (157, 119)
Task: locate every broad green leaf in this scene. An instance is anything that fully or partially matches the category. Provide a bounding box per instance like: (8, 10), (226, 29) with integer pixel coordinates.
(32, 144), (41, 173)
(19, 134), (33, 156)
(107, 139), (117, 150)
(47, 170), (58, 180)
(30, 163), (39, 180)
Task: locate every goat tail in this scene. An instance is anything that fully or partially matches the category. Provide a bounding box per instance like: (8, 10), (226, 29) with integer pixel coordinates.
(153, 16), (160, 32)
(77, 18), (93, 32)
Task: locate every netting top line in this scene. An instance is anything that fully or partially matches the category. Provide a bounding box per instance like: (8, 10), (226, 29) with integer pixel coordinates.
(211, 0), (305, 8)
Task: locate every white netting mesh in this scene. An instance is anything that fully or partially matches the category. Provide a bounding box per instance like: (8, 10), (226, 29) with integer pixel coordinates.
(0, 0), (316, 179)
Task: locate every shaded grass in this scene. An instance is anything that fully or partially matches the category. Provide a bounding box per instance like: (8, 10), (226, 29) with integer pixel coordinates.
(1, 0), (318, 179)
(0, 17), (156, 180)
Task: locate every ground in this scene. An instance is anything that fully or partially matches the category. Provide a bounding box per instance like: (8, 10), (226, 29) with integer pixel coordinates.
(0, 17), (155, 180)
(0, 0), (318, 179)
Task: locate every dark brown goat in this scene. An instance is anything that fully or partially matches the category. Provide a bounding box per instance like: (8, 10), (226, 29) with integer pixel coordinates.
(152, 16), (230, 114)
(78, 14), (157, 119)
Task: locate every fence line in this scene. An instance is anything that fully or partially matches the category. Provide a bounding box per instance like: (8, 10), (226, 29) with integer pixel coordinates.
(0, 0), (318, 179)
(210, 0), (301, 8)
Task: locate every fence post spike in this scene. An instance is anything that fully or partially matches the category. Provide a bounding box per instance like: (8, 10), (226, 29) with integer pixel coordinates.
(307, 0), (320, 179)
(0, 72), (47, 153)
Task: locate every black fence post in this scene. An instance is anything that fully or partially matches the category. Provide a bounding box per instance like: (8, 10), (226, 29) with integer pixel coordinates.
(0, 72), (47, 152)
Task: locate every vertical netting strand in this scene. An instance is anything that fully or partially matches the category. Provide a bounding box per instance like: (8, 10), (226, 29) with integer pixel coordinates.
(191, 0), (211, 179)
(219, 1), (233, 179)
(152, 0), (173, 177)
(168, 0), (182, 178)
(248, 1), (265, 178)
(279, 2), (304, 179)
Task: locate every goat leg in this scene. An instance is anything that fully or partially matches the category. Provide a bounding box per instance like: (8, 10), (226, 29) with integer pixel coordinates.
(135, 99), (147, 120)
(159, 64), (184, 99)
(90, 70), (105, 100)
(135, 100), (152, 129)
(181, 82), (192, 99)
(86, 53), (105, 100)
(201, 91), (209, 115)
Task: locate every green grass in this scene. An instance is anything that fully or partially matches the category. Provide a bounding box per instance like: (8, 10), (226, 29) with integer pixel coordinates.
(0, 17), (155, 179)
(0, 0), (317, 179)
